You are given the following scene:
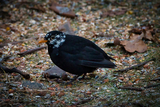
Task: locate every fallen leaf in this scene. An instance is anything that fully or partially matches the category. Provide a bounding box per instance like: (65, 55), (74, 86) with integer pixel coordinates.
(86, 91), (92, 95)
(118, 77), (124, 80)
(120, 34), (147, 53)
(51, 92), (56, 96)
(58, 21), (75, 35)
(104, 78), (109, 83)
(58, 91), (65, 97)
(9, 89), (14, 93)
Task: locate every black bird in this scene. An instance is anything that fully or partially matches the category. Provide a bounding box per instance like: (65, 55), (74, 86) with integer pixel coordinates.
(39, 31), (116, 83)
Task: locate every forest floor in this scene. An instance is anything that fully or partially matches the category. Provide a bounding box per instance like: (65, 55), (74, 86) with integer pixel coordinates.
(0, 0), (160, 106)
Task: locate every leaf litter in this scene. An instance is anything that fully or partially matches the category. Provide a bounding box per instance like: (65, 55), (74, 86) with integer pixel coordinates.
(0, 0), (160, 106)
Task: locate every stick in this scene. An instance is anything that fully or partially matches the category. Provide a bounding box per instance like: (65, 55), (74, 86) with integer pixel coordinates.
(0, 64), (30, 79)
(0, 55), (11, 63)
(118, 87), (143, 91)
(0, 41), (24, 48)
(0, 37), (38, 48)
(150, 77), (160, 81)
(1, 46), (47, 63)
(144, 83), (160, 89)
(114, 58), (155, 73)
(17, 46), (47, 56)
(118, 83), (160, 91)
(73, 97), (93, 105)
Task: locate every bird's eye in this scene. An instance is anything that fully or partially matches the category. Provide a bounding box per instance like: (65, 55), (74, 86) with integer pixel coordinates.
(51, 36), (55, 39)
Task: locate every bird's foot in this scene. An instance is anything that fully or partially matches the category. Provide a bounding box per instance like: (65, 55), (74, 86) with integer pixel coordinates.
(78, 73), (87, 80)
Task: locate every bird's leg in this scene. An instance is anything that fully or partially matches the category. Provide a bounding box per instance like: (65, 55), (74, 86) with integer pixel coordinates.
(78, 73), (86, 80)
(66, 75), (80, 84)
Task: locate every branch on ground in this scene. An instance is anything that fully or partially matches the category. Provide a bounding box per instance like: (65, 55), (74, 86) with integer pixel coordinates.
(17, 46), (47, 56)
(114, 58), (155, 73)
(0, 64), (30, 79)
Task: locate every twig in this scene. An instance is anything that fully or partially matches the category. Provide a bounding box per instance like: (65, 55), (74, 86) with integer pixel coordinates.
(114, 58), (155, 73)
(131, 102), (146, 107)
(0, 64), (30, 79)
(0, 41), (24, 48)
(118, 86), (143, 91)
(17, 46), (47, 56)
(1, 46), (47, 63)
(150, 77), (160, 81)
(73, 97), (93, 105)
(16, 1), (46, 12)
(0, 37), (38, 48)
(0, 55), (12, 63)
(118, 83), (160, 91)
(144, 83), (160, 89)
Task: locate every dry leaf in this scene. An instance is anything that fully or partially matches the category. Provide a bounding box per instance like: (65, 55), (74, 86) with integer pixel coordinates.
(58, 21), (75, 35)
(121, 34), (147, 53)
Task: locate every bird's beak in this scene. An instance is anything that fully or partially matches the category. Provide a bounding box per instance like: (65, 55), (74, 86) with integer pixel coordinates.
(38, 40), (48, 44)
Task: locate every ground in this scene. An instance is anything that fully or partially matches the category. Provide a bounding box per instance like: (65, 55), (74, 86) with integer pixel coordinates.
(0, 0), (160, 107)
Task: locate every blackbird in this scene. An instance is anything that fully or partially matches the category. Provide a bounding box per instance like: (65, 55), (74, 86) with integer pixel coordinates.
(39, 31), (116, 83)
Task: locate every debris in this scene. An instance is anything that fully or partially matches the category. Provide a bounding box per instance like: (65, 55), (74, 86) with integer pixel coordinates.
(0, 64), (30, 79)
(42, 66), (69, 81)
(17, 46), (47, 56)
(58, 21), (75, 35)
(49, 2), (76, 18)
(114, 58), (155, 73)
(22, 80), (43, 89)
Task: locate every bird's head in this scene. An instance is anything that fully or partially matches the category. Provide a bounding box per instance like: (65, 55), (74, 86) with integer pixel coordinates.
(39, 31), (66, 48)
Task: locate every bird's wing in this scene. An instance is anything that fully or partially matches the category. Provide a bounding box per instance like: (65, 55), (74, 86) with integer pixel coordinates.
(78, 46), (116, 68)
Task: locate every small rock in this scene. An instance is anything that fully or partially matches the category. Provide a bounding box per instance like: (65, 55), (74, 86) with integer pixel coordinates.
(9, 93), (13, 96)
(49, 2), (76, 18)
(42, 66), (69, 80)
(44, 94), (51, 99)
(22, 80), (43, 89)
(35, 96), (41, 98)
(156, 67), (160, 75)
(29, 19), (36, 24)
(156, 67), (160, 70)
(3, 87), (8, 91)
(122, 61), (129, 66)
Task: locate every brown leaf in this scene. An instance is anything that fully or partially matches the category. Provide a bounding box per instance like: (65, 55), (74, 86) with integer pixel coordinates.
(118, 77), (124, 80)
(143, 64), (150, 69)
(9, 89), (14, 93)
(86, 91), (92, 95)
(58, 21), (75, 35)
(37, 91), (47, 96)
(58, 91), (65, 97)
(48, 87), (54, 90)
(120, 34), (147, 53)
(143, 30), (154, 40)
(104, 79), (109, 83)
(51, 92), (56, 96)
